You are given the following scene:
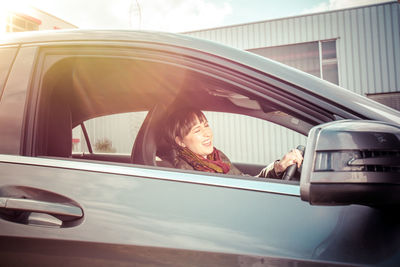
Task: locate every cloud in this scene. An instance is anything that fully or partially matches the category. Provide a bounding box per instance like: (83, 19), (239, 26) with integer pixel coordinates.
(302, 0), (394, 14)
(28, 0), (132, 29)
(132, 0), (232, 32)
(27, 0), (232, 32)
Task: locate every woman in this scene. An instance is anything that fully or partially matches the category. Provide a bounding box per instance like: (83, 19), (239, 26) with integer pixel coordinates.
(163, 106), (303, 178)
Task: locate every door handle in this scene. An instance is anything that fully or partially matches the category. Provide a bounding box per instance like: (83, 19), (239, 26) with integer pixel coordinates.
(0, 197), (83, 221)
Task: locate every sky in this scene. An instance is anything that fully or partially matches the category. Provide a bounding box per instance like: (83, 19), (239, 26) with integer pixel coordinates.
(3, 0), (395, 32)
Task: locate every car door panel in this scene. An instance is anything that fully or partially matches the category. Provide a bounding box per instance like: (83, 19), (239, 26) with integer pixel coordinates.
(0, 158), (328, 254)
(2, 156), (397, 266)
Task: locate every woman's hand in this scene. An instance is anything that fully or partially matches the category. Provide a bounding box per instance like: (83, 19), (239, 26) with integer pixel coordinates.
(274, 148), (303, 174)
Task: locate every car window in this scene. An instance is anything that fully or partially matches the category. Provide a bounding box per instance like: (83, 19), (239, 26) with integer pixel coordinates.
(73, 111), (148, 154)
(34, 47), (314, 179)
(0, 46), (18, 98)
(205, 111), (307, 165)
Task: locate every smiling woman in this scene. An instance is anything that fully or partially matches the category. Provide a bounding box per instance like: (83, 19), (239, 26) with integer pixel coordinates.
(169, 108), (213, 158)
(162, 106), (244, 174)
(161, 106), (303, 178)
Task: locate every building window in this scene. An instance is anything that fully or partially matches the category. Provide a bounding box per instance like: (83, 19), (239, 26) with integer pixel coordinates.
(321, 40), (339, 85)
(6, 13), (40, 32)
(367, 92), (400, 111)
(248, 39), (339, 85)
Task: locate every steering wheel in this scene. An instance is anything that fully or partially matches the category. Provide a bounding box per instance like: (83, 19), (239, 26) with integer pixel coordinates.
(282, 145), (305, 181)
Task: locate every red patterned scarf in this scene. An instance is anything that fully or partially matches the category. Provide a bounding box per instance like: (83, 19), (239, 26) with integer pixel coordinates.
(178, 147), (231, 174)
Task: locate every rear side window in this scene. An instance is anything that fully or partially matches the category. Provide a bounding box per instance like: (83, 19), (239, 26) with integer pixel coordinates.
(73, 111), (148, 154)
(0, 46), (18, 98)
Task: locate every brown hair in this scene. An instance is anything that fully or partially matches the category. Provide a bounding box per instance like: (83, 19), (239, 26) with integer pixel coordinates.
(164, 106), (208, 148)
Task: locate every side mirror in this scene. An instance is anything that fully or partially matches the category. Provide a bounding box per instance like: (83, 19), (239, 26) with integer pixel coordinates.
(300, 120), (400, 207)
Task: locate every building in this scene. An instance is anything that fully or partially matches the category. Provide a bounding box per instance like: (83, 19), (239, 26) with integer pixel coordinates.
(0, 5), (77, 35)
(184, 1), (400, 110)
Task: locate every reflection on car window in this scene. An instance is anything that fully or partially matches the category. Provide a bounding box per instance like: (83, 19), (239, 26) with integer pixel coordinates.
(73, 111), (148, 154)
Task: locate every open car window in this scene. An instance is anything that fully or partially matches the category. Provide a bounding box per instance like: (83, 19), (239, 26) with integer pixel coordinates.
(32, 44), (330, 181)
(205, 111), (307, 166)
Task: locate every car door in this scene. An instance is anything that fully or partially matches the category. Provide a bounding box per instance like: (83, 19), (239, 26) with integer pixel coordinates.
(1, 37), (399, 267)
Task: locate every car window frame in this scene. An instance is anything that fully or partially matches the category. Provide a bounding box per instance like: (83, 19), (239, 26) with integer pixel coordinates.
(0, 45), (38, 155)
(26, 41), (342, 130)
(23, 41), (343, 190)
(0, 45), (19, 100)
(1, 153), (301, 196)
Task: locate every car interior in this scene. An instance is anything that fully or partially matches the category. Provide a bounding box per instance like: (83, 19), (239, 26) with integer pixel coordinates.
(33, 54), (314, 177)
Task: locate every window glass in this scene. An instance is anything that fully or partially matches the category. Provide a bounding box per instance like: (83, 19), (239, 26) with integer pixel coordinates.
(27, 22), (38, 31)
(249, 39), (339, 85)
(0, 47), (18, 97)
(321, 40), (338, 85)
(322, 62), (339, 85)
(321, 40), (337, 60)
(204, 111), (307, 165)
(7, 14), (40, 32)
(249, 42), (320, 78)
(12, 17), (25, 28)
(367, 92), (400, 111)
(73, 111), (148, 154)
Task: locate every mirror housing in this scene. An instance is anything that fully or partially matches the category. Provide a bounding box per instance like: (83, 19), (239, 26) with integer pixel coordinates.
(300, 120), (400, 207)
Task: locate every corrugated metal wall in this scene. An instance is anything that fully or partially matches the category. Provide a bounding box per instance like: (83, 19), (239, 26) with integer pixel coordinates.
(185, 2), (400, 95)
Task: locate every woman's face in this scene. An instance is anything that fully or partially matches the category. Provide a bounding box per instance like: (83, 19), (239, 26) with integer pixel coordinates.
(176, 116), (213, 158)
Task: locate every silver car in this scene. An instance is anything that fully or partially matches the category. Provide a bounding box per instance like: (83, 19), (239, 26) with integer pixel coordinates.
(0, 30), (399, 266)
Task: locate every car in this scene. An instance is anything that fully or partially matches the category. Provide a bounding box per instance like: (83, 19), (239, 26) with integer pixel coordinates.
(0, 29), (399, 266)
